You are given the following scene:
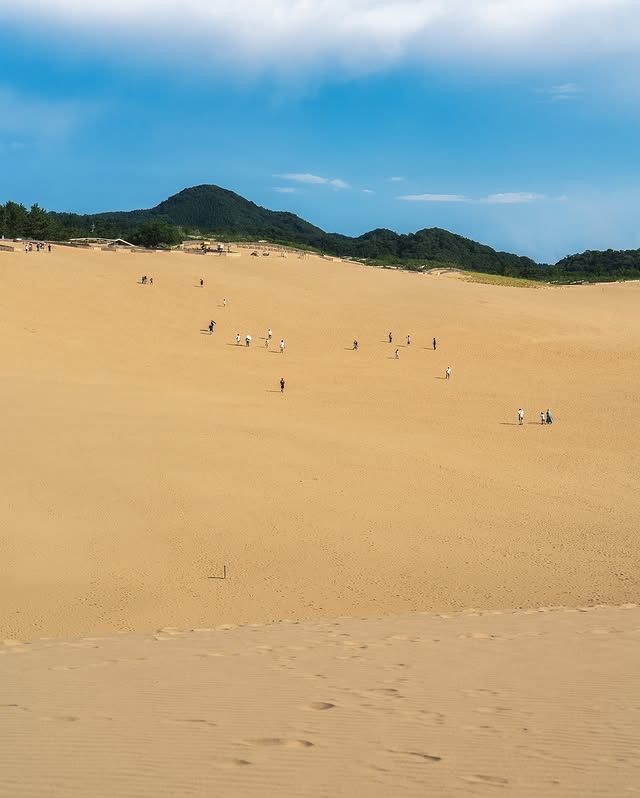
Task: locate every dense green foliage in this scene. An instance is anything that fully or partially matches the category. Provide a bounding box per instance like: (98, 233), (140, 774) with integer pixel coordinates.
(131, 220), (184, 249)
(2, 185), (639, 282)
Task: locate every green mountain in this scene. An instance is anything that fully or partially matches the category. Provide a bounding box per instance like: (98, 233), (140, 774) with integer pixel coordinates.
(2, 184), (640, 282)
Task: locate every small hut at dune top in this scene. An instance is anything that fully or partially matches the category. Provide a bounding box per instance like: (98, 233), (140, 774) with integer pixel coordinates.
(70, 237), (135, 249)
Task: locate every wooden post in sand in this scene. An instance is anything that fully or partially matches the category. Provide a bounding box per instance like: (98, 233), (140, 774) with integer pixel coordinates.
(209, 564), (227, 580)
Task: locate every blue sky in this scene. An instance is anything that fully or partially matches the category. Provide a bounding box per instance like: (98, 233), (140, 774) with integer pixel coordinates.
(1, 1), (639, 263)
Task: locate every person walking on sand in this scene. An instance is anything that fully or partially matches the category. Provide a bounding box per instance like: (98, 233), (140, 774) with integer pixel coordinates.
(245, 334), (252, 347)
(546, 408), (553, 425)
(267, 328), (272, 340)
(433, 337), (437, 350)
(280, 377), (285, 393)
(445, 366), (451, 380)
(540, 411), (546, 425)
(518, 408), (525, 425)
(407, 334), (411, 346)
(279, 339), (285, 354)
(389, 332), (393, 344)
(353, 340), (358, 350)
(265, 337), (269, 349)
(235, 333), (241, 346)
(208, 320), (215, 335)
(223, 298), (227, 307)
(200, 278), (204, 287)
(395, 348), (399, 359)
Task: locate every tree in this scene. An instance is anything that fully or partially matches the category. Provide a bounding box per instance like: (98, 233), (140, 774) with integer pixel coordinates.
(131, 221), (183, 249)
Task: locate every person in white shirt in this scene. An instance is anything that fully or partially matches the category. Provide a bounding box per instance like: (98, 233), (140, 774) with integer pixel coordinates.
(235, 333), (241, 345)
(445, 366), (452, 380)
(279, 339), (285, 353)
(245, 335), (252, 347)
(518, 408), (525, 425)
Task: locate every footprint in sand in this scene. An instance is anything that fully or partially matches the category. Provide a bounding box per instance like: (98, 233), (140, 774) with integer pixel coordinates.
(388, 749), (442, 762)
(302, 702), (335, 711)
(172, 718), (217, 727)
(242, 738), (314, 749)
(463, 774), (509, 786)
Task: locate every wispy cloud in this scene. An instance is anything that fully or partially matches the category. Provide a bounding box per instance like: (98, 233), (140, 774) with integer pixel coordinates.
(399, 193), (467, 203)
(542, 82), (584, 102)
(388, 176), (405, 182)
(481, 192), (546, 204)
(277, 173), (350, 189)
(5, 1), (640, 80)
(273, 186), (299, 194)
(362, 188), (375, 194)
(398, 191), (547, 204)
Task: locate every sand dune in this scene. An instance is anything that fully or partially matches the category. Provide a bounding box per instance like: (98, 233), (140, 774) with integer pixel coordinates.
(1, 246), (639, 639)
(1, 605), (639, 797)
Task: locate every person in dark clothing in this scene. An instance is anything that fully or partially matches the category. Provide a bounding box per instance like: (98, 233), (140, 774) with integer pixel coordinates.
(433, 337), (437, 350)
(280, 377), (285, 393)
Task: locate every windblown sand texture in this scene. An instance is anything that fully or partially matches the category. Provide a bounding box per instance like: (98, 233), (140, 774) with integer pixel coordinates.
(1, 246), (639, 639)
(1, 606), (639, 797)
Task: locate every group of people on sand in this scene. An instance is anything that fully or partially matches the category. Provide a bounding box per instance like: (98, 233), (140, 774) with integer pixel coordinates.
(518, 408), (554, 426)
(140, 275), (153, 285)
(25, 242), (51, 252)
(235, 331), (285, 352)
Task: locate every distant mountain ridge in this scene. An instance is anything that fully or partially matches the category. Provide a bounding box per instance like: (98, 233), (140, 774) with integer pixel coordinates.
(2, 184), (640, 282)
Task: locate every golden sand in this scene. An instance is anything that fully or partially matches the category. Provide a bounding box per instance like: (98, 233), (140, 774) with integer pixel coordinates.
(1, 246), (639, 639)
(1, 605), (639, 797)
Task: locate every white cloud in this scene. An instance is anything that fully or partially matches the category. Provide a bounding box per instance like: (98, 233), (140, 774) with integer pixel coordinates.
(273, 186), (299, 194)
(398, 191), (547, 204)
(399, 193), (468, 202)
(540, 82), (584, 102)
(481, 192), (546, 204)
(388, 176), (405, 182)
(362, 188), (375, 194)
(277, 173), (349, 189)
(5, 1), (640, 77)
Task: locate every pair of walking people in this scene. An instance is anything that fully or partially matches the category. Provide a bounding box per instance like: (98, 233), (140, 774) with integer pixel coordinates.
(518, 408), (553, 425)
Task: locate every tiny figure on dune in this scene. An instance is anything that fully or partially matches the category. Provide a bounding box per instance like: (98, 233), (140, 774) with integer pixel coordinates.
(518, 408), (525, 425)
(407, 334), (411, 346)
(200, 278), (204, 287)
(235, 333), (241, 345)
(267, 328), (272, 340)
(353, 340), (358, 350)
(395, 348), (399, 359)
(546, 408), (553, 425)
(149, 277), (153, 285)
(445, 366), (452, 380)
(245, 334), (252, 347)
(265, 337), (269, 349)
(279, 339), (285, 354)
(223, 298), (227, 307)
(208, 320), (216, 335)
(540, 411), (546, 425)
(433, 337), (437, 350)
(389, 332), (393, 344)
(280, 377), (285, 393)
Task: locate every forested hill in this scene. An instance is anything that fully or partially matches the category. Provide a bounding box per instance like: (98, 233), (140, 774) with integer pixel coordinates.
(1, 184), (640, 282)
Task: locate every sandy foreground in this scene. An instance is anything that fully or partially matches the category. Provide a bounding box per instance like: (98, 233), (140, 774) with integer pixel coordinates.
(1, 245), (640, 796)
(1, 245), (639, 638)
(1, 605), (639, 797)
